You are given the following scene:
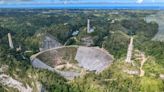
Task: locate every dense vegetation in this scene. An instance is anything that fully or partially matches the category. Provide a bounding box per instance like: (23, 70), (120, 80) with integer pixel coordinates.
(0, 9), (164, 92)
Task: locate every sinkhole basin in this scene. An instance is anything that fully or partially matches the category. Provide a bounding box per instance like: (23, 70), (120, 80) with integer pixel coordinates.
(31, 46), (113, 80)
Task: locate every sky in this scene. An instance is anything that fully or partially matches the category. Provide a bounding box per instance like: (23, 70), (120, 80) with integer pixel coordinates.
(0, 0), (164, 8)
(1, 0), (164, 4)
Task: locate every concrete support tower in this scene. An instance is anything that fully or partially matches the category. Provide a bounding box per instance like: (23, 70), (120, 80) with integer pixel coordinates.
(8, 33), (14, 49)
(125, 37), (133, 63)
(87, 19), (90, 33)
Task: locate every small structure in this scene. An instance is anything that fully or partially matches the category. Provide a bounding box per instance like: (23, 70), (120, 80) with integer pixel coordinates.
(160, 74), (164, 80)
(81, 36), (94, 46)
(111, 20), (115, 24)
(8, 33), (14, 49)
(89, 28), (94, 33)
(72, 30), (79, 36)
(39, 34), (62, 51)
(16, 45), (22, 51)
(123, 69), (139, 75)
(125, 37), (133, 63)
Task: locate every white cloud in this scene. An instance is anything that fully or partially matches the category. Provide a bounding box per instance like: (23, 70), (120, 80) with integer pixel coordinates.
(137, 0), (144, 3)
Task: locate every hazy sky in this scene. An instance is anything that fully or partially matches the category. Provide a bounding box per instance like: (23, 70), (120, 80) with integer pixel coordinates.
(0, 0), (164, 4)
(0, 0), (164, 8)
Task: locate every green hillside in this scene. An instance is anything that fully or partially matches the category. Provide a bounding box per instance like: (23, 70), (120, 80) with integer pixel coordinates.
(0, 9), (163, 92)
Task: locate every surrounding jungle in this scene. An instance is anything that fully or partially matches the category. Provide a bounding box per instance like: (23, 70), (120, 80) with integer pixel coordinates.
(0, 9), (164, 92)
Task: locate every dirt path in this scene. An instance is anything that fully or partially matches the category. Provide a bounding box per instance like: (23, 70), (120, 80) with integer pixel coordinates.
(139, 52), (147, 77)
